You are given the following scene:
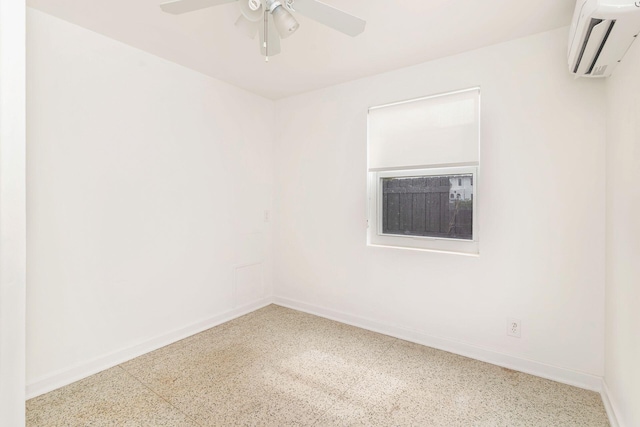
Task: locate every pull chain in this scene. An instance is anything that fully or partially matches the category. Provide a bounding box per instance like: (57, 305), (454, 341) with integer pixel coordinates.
(263, 10), (269, 62)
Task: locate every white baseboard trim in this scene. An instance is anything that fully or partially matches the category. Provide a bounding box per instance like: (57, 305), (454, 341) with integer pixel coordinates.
(28, 295), (606, 404)
(273, 296), (603, 392)
(601, 380), (621, 427)
(26, 297), (273, 400)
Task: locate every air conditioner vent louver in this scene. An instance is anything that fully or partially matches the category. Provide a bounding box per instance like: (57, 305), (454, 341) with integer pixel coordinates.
(574, 18), (604, 73)
(573, 18), (616, 75)
(586, 20), (615, 74)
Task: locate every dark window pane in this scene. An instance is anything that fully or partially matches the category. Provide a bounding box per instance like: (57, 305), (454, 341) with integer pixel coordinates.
(381, 174), (473, 240)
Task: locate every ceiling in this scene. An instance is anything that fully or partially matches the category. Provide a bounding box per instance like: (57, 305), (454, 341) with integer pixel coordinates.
(27, 0), (576, 99)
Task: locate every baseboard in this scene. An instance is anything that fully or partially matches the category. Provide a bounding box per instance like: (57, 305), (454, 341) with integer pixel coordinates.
(601, 380), (621, 427)
(27, 295), (606, 403)
(26, 297), (273, 400)
(273, 296), (603, 392)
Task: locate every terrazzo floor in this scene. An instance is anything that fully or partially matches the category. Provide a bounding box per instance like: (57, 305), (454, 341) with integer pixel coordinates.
(27, 305), (609, 426)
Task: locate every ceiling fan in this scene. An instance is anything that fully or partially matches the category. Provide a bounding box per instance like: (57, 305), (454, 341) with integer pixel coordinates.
(159, 0), (366, 60)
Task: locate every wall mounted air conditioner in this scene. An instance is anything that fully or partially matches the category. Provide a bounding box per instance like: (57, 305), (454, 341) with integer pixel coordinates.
(568, 0), (640, 77)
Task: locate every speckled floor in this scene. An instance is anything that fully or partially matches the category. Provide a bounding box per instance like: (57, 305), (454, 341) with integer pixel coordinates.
(27, 305), (609, 426)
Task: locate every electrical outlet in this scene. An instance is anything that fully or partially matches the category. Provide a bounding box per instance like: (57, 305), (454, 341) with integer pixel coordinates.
(264, 210), (270, 222)
(507, 318), (521, 338)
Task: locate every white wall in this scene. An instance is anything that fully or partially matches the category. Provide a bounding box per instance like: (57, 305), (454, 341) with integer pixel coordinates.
(274, 28), (607, 387)
(0, 0), (26, 424)
(605, 39), (640, 427)
(26, 8), (274, 394)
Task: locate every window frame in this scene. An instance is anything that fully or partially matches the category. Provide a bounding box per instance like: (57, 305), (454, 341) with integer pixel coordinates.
(368, 165), (479, 254)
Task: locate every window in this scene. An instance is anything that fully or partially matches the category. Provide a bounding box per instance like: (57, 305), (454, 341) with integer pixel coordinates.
(367, 88), (480, 254)
(380, 170), (474, 240)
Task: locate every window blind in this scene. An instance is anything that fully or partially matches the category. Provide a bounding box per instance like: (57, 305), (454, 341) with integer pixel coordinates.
(368, 88), (480, 171)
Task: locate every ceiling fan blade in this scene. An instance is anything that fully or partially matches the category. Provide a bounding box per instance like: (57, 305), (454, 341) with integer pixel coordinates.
(259, 14), (281, 56)
(235, 14), (260, 39)
(160, 0), (237, 15)
(289, 0), (365, 37)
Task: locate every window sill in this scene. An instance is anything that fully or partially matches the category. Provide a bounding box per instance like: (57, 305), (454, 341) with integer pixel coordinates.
(367, 242), (480, 257)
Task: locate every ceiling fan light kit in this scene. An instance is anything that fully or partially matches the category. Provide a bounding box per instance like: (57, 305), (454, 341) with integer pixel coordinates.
(160, 0), (366, 59)
(269, 1), (299, 39)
